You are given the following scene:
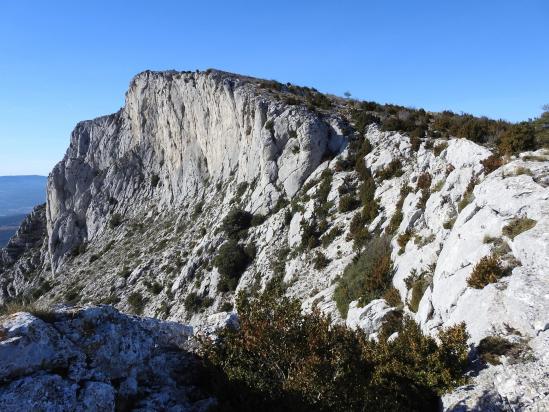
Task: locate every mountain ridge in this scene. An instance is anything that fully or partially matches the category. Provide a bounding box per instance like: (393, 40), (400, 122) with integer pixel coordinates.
(0, 69), (548, 410)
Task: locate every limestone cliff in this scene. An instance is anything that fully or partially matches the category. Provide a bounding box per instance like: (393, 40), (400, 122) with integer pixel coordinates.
(1, 69), (548, 410)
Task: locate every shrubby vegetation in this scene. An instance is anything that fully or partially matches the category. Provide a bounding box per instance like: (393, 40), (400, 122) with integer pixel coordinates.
(502, 217), (536, 239)
(467, 255), (505, 289)
(200, 290), (469, 412)
(184, 292), (214, 313)
(334, 236), (392, 316)
(214, 240), (252, 292)
(221, 208), (253, 239)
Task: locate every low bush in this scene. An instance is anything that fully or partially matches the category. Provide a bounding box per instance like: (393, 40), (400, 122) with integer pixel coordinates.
(151, 174), (160, 188)
(334, 236), (392, 316)
(498, 122), (537, 154)
(416, 172), (432, 191)
(127, 292), (146, 315)
(502, 217), (536, 239)
(457, 191), (474, 212)
(481, 154), (503, 174)
(467, 255), (505, 289)
(200, 290), (469, 412)
(321, 225), (343, 248)
(382, 287), (402, 308)
(357, 168), (378, 223)
(184, 292), (214, 314)
(250, 214), (267, 227)
(433, 142), (448, 157)
(299, 219), (320, 251)
(221, 208), (253, 239)
(443, 217), (456, 230)
(313, 251), (331, 270)
(109, 213), (123, 229)
(214, 240), (251, 292)
(346, 212), (370, 250)
(386, 185), (412, 235)
(409, 276), (429, 313)
(338, 194), (360, 213)
(477, 336), (519, 365)
(397, 230), (413, 252)
(376, 159), (403, 181)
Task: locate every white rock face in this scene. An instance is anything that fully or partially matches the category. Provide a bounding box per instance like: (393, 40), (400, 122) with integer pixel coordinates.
(346, 299), (394, 336)
(1, 68), (548, 410)
(0, 306), (213, 411)
(46, 70), (345, 272)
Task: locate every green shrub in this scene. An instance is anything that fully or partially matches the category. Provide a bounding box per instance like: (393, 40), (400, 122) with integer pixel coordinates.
(353, 139), (373, 179)
(498, 122), (537, 154)
(300, 219), (320, 251)
(443, 217), (456, 230)
(357, 168), (378, 223)
(346, 212), (370, 250)
(408, 274), (431, 313)
(127, 292), (146, 315)
(193, 200), (205, 216)
(184, 292), (214, 314)
(220, 301), (234, 312)
(235, 182), (249, 199)
(502, 217), (536, 239)
(144, 280), (163, 295)
(313, 251), (330, 270)
(477, 336), (519, 365)
(251, 214), (267, 226)
(200, 290), (469, 412)
(457, 190), (474, 212)
(214, 240), (251, 291)
(376, 159), (403, 180)
(467, 255), (505, 289)
(350, 110), (379, 135)
(321, 225), (343, 248)
(109, 213), (123, 229)
(151, 174), (160, 188)
(386, 185), (412, 235)
(338, 194), (360, 213)
(334, 236), (392, 316)
(410, 135), (421, 152)
(221, 208), (253, 239)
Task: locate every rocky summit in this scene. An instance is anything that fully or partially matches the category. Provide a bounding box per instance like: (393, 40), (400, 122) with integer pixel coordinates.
(0, 69), (548, 411)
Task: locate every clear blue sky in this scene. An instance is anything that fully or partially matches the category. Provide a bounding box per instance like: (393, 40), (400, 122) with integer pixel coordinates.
(1, 1), (547, 175)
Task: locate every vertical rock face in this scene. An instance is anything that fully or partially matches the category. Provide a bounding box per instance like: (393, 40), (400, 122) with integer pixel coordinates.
(46, 70), (345, 271)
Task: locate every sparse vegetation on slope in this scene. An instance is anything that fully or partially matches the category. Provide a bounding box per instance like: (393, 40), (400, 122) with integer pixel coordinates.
(334, 236), (393, 316)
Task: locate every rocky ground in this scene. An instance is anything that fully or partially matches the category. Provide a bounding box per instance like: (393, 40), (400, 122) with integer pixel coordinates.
(0, 69), (548, 410)
(0, 305), (213, 411)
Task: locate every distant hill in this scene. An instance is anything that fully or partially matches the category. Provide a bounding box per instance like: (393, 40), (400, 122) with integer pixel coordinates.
(0, 175), (46, 247)
(0, 175), (47, 217)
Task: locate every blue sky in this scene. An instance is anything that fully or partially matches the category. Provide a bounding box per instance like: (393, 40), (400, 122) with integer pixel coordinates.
(0, 1), (547, 175)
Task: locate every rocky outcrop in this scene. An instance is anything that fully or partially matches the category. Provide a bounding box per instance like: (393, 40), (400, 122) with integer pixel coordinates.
(0, 204), (49, 304)
(0, 305), (213, 411)
(46, 70), (346, 272)
(1, 69), (548, 410)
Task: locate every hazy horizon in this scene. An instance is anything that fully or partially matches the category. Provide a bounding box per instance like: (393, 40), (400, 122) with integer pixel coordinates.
(1, 0), (548, 176)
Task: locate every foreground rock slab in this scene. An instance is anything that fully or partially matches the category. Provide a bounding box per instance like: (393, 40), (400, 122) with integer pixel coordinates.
(0, 305), (213, 412)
